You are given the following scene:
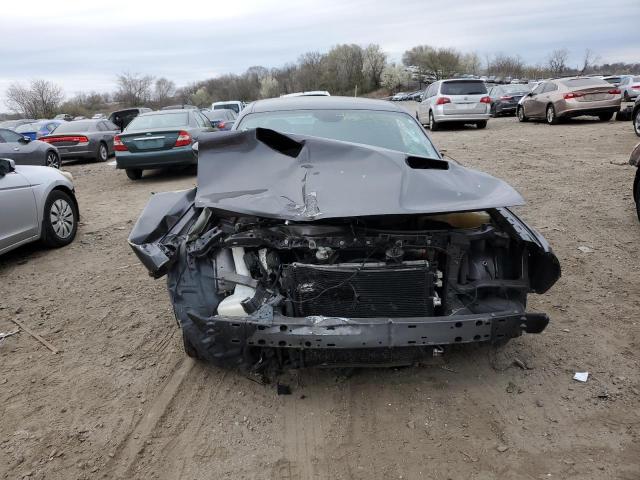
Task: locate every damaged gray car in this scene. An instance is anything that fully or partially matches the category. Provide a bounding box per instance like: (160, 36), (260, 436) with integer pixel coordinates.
(129, 97), (560, 370)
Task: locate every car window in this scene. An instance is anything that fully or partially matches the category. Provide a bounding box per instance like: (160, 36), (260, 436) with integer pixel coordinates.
(561, 78), (610, 88)
(126, 112), (190, 131)
(237, 109), (439, 158)
(193, 112), (208, 128)
(531, 83), (546, 95)
(54, 121), (95, 132)
(440, 81), (487, 95)
(96, 122), (107, 131)
(541, 83), (557, 93)
(15, 123), (38, 133)
(104, 121), (119, 130)
(46, 123), (57, 132)
(0, 129), (24, 142)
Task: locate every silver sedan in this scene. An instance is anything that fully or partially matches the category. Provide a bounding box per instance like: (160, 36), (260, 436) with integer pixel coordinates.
(0, 158), (79, 255)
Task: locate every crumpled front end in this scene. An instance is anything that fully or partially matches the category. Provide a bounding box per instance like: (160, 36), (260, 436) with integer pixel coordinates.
(128, 130), (561, 370)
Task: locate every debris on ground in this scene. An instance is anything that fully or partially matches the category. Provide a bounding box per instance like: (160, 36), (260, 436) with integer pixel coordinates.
(573, 372), (589, 382)
(577, 246), (594, 253)
(10, 319), (59, 354)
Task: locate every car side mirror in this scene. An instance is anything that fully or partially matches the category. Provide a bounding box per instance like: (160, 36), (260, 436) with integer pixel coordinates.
(528, 92), (535, 97)
(20, 136), (31, 143)
(0, 158), (16, 176)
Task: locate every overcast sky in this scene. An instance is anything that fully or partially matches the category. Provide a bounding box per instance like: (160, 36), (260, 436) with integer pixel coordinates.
(1, 0), (638, 108)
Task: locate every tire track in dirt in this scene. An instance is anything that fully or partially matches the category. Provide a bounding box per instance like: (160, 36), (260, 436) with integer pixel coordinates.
(106, 357), (195, 478)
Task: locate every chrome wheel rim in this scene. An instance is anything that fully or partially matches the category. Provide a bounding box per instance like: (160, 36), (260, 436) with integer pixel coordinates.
(518, 108), (523, 121)
(635, 113), (640, 135)
(547, 107), (554, 123)
(46, 152), (59, 168)
(429, 113), (434, 129)
(99, 145), (107, 160)
(50, 199), (74, 239)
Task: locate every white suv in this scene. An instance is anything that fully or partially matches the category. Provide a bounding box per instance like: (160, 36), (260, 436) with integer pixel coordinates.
(417, 79), (491, 130)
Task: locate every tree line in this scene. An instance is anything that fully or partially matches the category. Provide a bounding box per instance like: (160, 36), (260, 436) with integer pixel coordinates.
(4, 44), (639, 119)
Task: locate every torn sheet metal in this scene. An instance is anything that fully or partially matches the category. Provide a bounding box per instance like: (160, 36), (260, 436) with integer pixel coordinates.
(195, 128), (525, 221)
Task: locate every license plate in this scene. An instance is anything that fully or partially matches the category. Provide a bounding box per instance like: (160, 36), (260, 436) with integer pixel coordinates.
(584, 93), (607, 101)
(137, 139), (163, 149)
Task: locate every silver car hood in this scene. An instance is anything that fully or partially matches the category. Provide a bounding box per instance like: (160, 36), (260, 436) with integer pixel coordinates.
(195, 128), (524, 221)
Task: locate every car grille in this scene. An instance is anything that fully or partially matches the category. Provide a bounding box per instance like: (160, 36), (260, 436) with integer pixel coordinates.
(282, 261), (436, 318)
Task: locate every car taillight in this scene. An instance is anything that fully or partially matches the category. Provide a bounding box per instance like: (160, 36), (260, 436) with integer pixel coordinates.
(174, 130), (192, 147)
(113, 135), (128, 151)
(480, 96), (491, 104)
(564, 92), (584, 100)
(217, 121), (226, 130)
(499, 95), (514, 100)
(632, 85), (640, 90)
(435, 97), (451, 105)
(608, 89), (621, 95)
(41, 135), (89, 143)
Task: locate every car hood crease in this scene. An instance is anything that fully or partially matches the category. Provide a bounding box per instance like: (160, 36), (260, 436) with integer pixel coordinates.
(195, 128), (524, 221)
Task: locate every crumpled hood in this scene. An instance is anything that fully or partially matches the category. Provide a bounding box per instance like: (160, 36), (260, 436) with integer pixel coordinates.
(195, 128), (524, 221)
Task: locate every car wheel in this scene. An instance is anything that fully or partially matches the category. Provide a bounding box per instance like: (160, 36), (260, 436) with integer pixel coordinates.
(41, 190), (78, 248)
(598, 112), (614, 122)
(546, 104), (559, 125)
(634, 110), (640, 137)
(183, 333), (201, 360)
(489, 104), (496, 117)
(126, 168), (143, 180)
(517, 106), (528, 122)
(428, 111), (439, 131)
(476, 120), (487, 129)
(97, 142), (108, 162)
(45, 150), (60, 169)
(624, 91), (630, 102)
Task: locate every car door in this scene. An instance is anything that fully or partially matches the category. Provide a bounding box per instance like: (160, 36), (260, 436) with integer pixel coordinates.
(0, 129), (32, 164)
(0, 165), (39, 252)
(524, 82), (546, 118)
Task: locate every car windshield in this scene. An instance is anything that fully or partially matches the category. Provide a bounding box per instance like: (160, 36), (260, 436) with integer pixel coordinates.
(203, 110), (230, 120)
(214, 103), (240, 113)
(565, 78), (610, 87)
(502, 84), (530, 94)
(53, 121), (96, 132)
(15, 123), (39, 132)
(441, 81), (487, 95)
(126, 112), (190, 131)
(237, 109), (439, 158)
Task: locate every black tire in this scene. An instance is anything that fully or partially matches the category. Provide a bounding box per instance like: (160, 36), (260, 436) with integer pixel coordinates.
(598, 111), (614, 122)
(489, 104), (496, 117)
(624, 91), (630, 102)
(428, 111), (439, 131)
(41, 189), (78, 248)
(97, 142), (108, 162)
(476, 120), (487, 129)
(546, 104), (559, 125)
(517, 106), (528, 122)
(125, 168), (143, 180)
(182, 333), (201, 360)
(634, 109), (640, 137)
(45, 150), (60, 169)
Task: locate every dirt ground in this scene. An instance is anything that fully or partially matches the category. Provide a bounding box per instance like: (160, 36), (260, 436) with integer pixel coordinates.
(1, 108), (639, 480)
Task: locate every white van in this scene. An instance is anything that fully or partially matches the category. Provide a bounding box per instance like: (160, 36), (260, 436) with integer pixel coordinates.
(417, 79), (491, 130)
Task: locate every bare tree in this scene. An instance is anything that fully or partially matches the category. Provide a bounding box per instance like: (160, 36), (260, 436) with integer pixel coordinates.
(154, 78), (176, 105)
(5, 80), (64, 118)
(324, 44), (364, 94)
(259, 75), (280, 99)
(487, 53), (524, 78)
(402, 45), (460, 80)
(548, 49), (569, 76)
(362, 44), (387, 89)
(296, 51), (325, 91)
(461, 52), (482, 75)
(579, 49), (599, 74)
(116, 72), (154, 107)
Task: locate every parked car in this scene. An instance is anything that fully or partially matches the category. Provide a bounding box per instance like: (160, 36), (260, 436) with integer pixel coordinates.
(0, 119), (37, 129)
(632, 96), (640, 137)
(54, 114), (73, 122)
(487, 84), (531, 116)
(108, 108), (152, 131)
(630, 143), (640, 220)
(603, 76), (622, 86)
(39, 119), (119, 162)
(517, 77), (622, 124)
(0, 158), (78, 255)
(114, 108), (213, 180)
(15, 120), (63, 140)
(129, 96), (560, 369)
(0, 128), (61, 168)
(211, 101), (244, 114)
(391, 92), (407, 101)
(91, 113), (106, 119)
(417, 79), (490, 130)
(201, 109), (236, 130)
(618, 75), (640, 102)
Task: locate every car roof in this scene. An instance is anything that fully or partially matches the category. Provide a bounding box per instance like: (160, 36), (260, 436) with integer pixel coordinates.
(244, 96), (407, 114)
(138, 109), (192, 116)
